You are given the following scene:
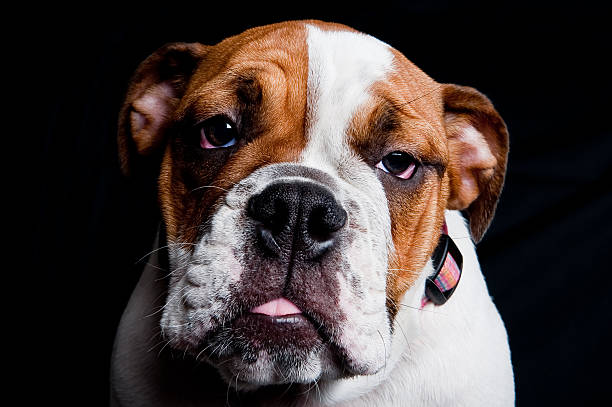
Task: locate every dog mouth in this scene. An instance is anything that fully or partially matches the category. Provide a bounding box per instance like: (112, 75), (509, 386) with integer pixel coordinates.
(242, 298), (322, 348)
(197, 297), (325, 360)
(230, 310), (322, 354)
(188, 296), (347, 385)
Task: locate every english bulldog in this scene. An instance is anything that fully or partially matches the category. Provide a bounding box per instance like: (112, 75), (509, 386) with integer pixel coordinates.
(111, 20), (514, 406)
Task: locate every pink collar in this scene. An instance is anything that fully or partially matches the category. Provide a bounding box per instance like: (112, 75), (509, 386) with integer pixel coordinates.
(421, 223), (463, 308)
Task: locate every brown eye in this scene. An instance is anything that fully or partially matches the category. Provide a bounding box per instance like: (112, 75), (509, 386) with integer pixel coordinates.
(376, 151), (417, 179)
(198, 116), (238, 149)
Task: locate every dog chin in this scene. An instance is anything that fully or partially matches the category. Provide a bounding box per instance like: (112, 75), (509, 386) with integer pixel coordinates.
(194, 313), (343, 388)
(214, 350), (331, 390)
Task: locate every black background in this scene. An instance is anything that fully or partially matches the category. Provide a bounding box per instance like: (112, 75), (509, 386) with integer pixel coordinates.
(36, 1), (610, 405)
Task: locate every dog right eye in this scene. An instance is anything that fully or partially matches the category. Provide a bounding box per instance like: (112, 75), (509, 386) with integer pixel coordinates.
(197, 116), (238, 149)
(376, 151), (418, 179)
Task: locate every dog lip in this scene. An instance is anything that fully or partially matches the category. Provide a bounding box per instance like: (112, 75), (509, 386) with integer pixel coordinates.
(247, 313), (310, 325)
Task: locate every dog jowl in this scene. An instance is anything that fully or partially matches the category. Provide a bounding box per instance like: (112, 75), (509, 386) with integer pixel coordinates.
(112, 20), (513, 406)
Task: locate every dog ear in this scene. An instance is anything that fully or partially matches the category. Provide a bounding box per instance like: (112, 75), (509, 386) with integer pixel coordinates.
(117, 43), (208, 175)
(443, 84), (509, 242)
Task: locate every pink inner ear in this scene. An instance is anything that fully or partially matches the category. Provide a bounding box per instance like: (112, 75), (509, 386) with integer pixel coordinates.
(130, 110), (146, 134)
(458, 125), (497, 170)
(446, 114), (498, 210)
(129, 82), (177, 154)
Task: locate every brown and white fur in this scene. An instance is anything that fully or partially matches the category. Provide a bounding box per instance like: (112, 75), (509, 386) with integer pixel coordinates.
(111, 20), (514, 406)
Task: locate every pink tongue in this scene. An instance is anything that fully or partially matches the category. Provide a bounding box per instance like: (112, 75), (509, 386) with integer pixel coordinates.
(250, 297), (302, 316)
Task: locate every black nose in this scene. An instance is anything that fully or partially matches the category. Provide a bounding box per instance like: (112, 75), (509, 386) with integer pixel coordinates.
(247, 181), (347, 259)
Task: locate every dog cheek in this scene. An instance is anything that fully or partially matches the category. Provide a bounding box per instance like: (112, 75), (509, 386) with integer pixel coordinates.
(337, 175), (393, 372)
(191, 244), (244, 286)
(160, 240), (244, 351)
(159, 285), (194, 348)
(336, 275), (390, 374)
(334, 228), (391, 373)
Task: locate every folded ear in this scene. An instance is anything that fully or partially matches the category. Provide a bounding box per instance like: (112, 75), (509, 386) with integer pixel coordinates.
(117, 43), (208, 175)
(443, 84), (509, 242)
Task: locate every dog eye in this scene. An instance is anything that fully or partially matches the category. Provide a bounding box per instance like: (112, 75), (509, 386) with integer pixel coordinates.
(198, 116), (238, 149)
(376, 151), (417, 179)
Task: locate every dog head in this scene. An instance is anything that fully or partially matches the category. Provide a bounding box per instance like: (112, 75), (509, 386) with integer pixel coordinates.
(118, 20), (508, 388)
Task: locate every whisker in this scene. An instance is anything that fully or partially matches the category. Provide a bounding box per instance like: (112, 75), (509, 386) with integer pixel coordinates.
(145, 284), (192, 318)
(190, 185), (231, 194)
(196, 341), (217, 361)
(394, 318), (412, 347)
(147, 339), (169, 354)
(143, 261), (169, 274)
(225, 370), (235, 406)
(397, 303), (448, 315)
(154, 260), (200, 281)
(135, 242), (198, 265)
(376, 329), (387, 381)
(157, 336), (175, 358)
(397, 84), (443, 108)
(314, 378), (322, 405)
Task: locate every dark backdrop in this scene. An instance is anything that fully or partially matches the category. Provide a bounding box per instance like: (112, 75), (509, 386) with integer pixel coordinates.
(36, 1), (611, 405)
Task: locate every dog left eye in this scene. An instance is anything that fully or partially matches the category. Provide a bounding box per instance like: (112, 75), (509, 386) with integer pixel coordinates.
(198, 116), (238, 149)
(376, 151), (417, 179)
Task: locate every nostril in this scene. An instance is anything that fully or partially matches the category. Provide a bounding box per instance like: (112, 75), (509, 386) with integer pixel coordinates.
(255, 224), (282, 256)
(308, 205), (348, 242)
(325, 206), (348, 232)
(269, 200), (290, 232)
(248, 192), (291, 256)
(247, 194), (290, 233)
(247, 196), (258, 218)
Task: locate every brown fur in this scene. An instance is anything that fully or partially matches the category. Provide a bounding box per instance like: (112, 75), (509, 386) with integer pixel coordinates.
(347, 52), (450, 318)
(117, 20), (508, 322)
(443, 84), (509, 242)
(118, 22), (310, 243)
(346, 51), (508, 316)
(118, 42), (209, 175)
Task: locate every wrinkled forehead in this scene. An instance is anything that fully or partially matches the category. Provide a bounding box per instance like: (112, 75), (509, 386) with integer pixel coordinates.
(185, 21), (443, 146)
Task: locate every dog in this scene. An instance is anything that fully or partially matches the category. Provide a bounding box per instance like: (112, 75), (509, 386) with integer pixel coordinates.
(110, 20), (514, 406)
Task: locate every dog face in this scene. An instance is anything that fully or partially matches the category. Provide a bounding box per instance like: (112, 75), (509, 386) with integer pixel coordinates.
(118, 21), (508, 388)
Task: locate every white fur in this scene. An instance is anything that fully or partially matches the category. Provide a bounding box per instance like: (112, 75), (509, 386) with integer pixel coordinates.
(317, 211), (514, 406)
(159, 159), (395, 383)
(301, 24), (394, 174)
(111, 22), (514, 407)
(112, 212), (514, 406)
(298, 24), (399, 377)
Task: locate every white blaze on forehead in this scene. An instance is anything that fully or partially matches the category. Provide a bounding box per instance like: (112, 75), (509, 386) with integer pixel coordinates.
(301, 24), (394, 169)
